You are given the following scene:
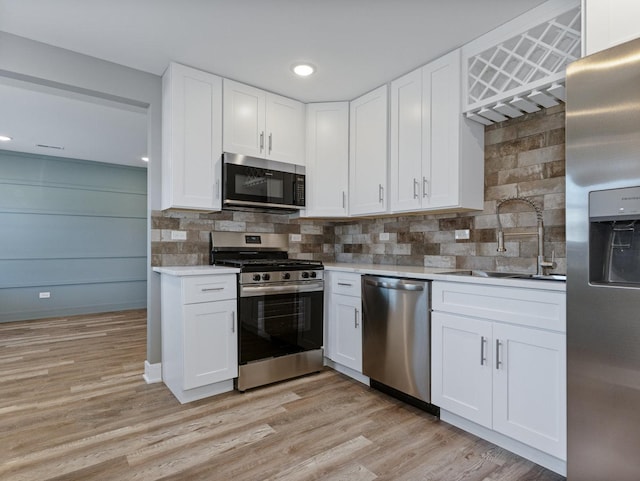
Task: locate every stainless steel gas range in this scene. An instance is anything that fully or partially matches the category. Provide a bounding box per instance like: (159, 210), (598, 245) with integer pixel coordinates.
(210, 232), (324, 391)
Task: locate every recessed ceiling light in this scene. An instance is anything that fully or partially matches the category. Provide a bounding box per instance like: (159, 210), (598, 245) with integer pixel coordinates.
(0, 135), (12, 142)
(141, 156), (149, 162)
(292, 64), (315, 77)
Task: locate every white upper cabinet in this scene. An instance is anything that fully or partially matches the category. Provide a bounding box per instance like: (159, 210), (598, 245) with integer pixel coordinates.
(223, 79), (305, 165)
(222, 80), (264, 158)
(349, 85), (388, 216)
(389, 68), (423, 212)
(162, 62), (223, 210)
(583, 0), (640, 55)
(266, 93), (306, 164)
(304, 102), (349, 217)
(390, 49), (484, 214)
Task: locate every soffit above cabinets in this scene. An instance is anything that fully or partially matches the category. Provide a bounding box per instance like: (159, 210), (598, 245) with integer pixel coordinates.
(462, 0), (581, 125)
(0, 78), (148, 167)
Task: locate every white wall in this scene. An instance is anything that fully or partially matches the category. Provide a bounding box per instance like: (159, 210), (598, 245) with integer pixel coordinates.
(0, 31), (163, 364)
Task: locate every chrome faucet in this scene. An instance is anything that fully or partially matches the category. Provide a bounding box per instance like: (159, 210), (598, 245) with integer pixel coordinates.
(496, 196), (556, 276)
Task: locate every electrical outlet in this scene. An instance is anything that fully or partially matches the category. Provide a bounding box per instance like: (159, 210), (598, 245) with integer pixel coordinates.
(39, 292), (51, 299)
(290, 234), (302, 242)
(379, 232), (390, 241)
(171, 230), (187, 241)
(455, 229), (471, 240)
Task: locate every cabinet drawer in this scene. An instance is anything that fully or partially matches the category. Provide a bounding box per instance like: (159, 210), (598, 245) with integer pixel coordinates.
(183, 274), (237, 304)
(329, 272), (362, 297)
(432, 281), (565, 332)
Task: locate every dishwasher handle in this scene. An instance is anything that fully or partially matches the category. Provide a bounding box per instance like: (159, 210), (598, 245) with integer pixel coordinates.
(364, 278), (424, 291)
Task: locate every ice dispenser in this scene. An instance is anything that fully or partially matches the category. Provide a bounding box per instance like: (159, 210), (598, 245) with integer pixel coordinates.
(589, 186), (640, 285)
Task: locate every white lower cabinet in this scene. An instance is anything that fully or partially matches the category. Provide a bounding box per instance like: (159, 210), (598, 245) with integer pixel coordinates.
(431, 281), (566, 472)
(183, 300), (237, 390)
(432, 312), (493, 427)
(325, 271), (365, 380)
(160, 273), (238, 403)
(329, 294), (362, 371)
(492, 321), (565, 455)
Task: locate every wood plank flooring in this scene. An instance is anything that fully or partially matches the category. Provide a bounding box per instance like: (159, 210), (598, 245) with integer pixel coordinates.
(0, 310), (565, 480)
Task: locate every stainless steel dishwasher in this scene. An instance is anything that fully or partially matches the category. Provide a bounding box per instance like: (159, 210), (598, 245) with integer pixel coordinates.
(362, 275), (433, 409)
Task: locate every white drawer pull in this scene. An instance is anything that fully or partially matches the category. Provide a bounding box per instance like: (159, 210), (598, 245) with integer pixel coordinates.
(201, 287), (225, 292)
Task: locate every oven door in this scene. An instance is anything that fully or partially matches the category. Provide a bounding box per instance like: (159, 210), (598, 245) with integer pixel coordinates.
(238, 282), (323, 364)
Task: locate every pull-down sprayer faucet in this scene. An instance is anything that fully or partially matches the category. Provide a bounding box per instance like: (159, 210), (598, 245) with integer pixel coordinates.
(496, 196), (556, 276)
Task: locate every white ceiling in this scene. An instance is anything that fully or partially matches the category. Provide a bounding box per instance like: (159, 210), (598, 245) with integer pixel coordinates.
(0, 0), (547, 165)
(0, 78), (148, 167)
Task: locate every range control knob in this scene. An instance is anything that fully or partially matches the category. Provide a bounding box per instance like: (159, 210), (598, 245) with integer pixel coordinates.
(310, 271), (317, 278)
(262, 273), (271, 281)
(301, 271), (310, 279)
(282, 272), (291, 280)
(252, 274), (261, 282)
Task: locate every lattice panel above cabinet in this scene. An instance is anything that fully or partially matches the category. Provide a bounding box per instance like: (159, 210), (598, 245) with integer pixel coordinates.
(462, 0), (581, 125)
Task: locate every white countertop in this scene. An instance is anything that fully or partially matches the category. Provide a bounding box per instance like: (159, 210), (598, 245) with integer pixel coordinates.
(323, 262), (566, 291)
(152, 263), (565, 291)
(152, 265), (240, 276)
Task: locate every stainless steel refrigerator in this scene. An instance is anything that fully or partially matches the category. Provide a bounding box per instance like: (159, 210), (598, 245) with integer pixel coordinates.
(566, 37), (640, 480)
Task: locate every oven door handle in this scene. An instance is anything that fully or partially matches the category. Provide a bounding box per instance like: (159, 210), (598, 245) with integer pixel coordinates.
(240, 281), (324, 297)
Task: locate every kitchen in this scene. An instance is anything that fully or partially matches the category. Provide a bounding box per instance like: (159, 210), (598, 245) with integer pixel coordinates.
(1, 0), (640, 479)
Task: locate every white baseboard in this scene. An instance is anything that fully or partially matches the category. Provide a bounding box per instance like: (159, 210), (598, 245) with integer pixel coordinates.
(143, 360), (162, 384)
(324, 358), (370, 386)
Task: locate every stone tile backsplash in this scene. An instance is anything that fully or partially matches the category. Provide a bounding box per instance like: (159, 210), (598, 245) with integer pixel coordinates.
(151, 210), (335, 267)
(152, 104), (565, 274)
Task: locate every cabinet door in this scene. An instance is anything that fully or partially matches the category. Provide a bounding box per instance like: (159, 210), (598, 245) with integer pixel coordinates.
(266, 92), (305, 164)
(329, 294), (362, 372)
(183, 299), (238, 390)
(162, 62), (222, 210)
(349, 85), (388, 216)
(305, 102), (349, 217)
(492, 323), (566, 460)
(223, 79), (266, 158)
(390, 68), (423, 212)
(585, 0), (640, 55)
(422, 49), (461, 209)
(432, 311), (493, 428)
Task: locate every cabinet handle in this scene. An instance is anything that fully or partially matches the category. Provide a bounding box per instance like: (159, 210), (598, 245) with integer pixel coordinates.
(422, 177), (429, 198)
(413, 178), (419, 199)
(215, 179), (220, 200)
(231, 311), (236, 333)
(495, 339), (502, 370)
(201, 287), (225, 292)
(354, 308), (359, 328)
(268, 133), (273, 154)
(378, 184), (384, 203)
(337, 282), (353, 287)
(342, 191), (346, 209)
(480, 336), (487, 366)
(260, 131), (264, 152)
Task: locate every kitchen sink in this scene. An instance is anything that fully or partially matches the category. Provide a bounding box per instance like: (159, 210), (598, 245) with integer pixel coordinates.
(440, 270), (566, 281)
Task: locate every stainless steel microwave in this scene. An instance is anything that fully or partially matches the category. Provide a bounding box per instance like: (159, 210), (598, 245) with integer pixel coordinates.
(222, 153), (305, 212)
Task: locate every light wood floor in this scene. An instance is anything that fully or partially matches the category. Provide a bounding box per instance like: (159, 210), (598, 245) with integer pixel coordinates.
(0, 310), (565, 481)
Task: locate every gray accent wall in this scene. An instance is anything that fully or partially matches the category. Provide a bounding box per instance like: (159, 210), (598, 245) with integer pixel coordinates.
(0, 31), (162, 364)
(0, 150), (147, 322)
